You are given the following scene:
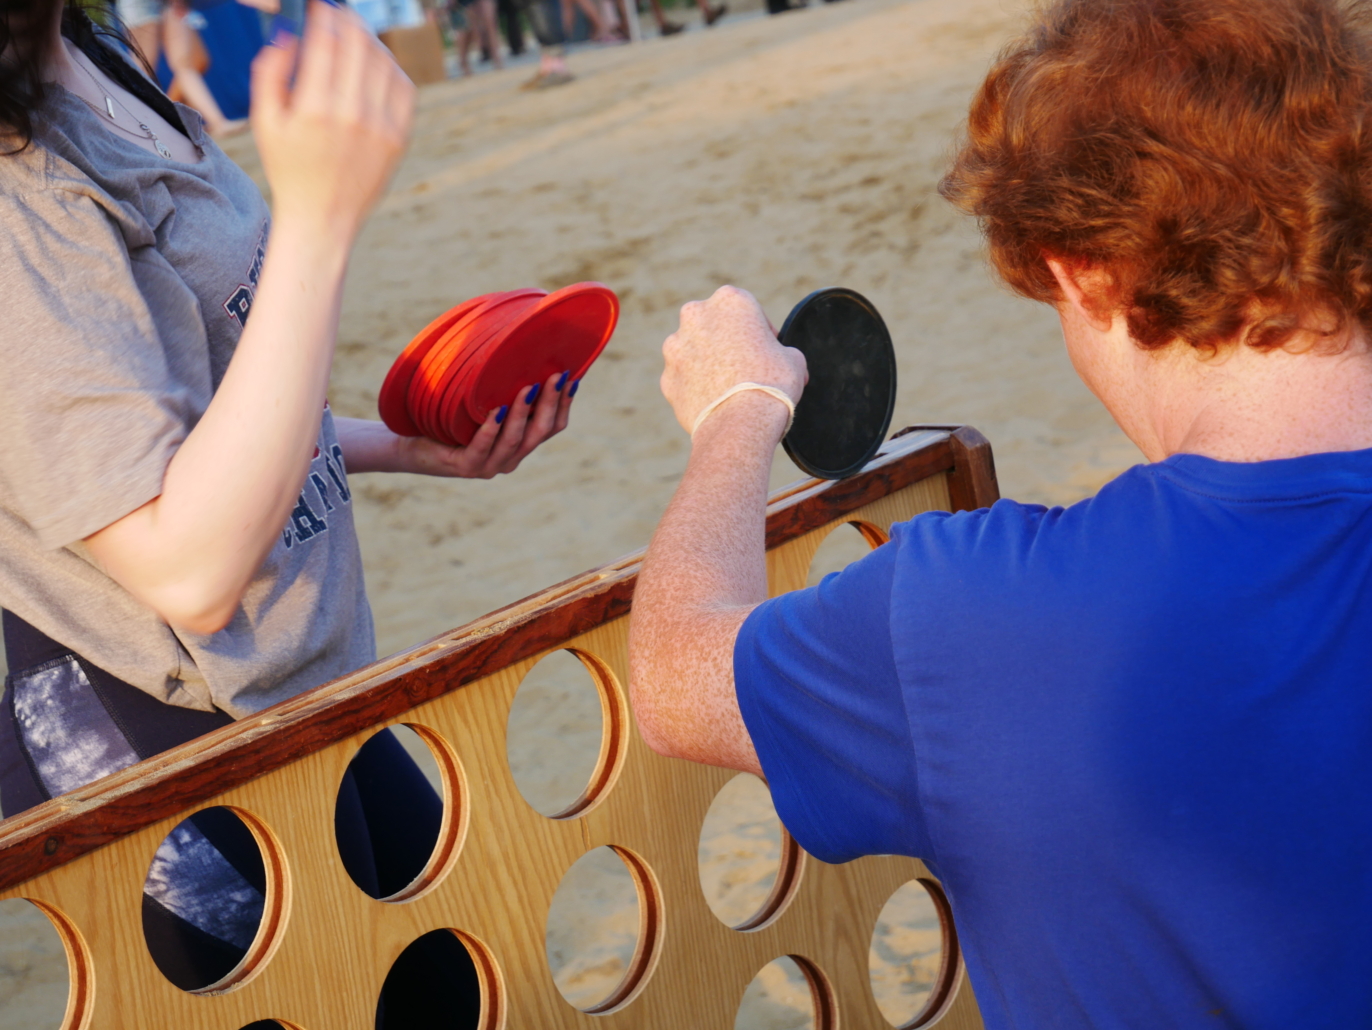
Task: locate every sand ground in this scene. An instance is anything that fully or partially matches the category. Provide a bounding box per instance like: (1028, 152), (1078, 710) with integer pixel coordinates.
(229, 0), (1139, 662)
(1, 0), (1142, 1023)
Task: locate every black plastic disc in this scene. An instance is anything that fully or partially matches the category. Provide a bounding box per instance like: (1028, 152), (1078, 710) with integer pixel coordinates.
(780, 288), (896, 480)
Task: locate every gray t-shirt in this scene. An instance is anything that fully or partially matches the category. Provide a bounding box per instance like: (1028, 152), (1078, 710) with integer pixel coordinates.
(0, 87), (374, 718)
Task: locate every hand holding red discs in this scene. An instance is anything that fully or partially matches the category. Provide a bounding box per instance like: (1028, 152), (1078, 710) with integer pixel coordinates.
(378, 282), (618, 465)
(394, 367), (574, 479)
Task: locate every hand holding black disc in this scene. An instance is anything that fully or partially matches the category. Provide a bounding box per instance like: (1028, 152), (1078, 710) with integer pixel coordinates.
(779, 288), (896, 480)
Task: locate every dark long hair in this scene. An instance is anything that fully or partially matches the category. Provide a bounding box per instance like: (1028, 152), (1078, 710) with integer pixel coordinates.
(1, 0), (184, 152)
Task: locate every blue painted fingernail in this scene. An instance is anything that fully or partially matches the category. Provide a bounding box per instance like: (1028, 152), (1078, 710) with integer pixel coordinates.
(569, 379), (580, 397)
(495, 405), (508, 424)
(525, 383), (541, 405)
(556, 370), (570, 392)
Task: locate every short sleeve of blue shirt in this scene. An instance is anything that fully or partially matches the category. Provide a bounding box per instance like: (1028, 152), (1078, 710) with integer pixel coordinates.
(734, 538), (930, 864)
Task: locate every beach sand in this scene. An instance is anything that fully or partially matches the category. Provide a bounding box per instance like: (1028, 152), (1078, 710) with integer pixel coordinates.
(1, 0), (1141, 1023)
(225, 0), (1139, 663)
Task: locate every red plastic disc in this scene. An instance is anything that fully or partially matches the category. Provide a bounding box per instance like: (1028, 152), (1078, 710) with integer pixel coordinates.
(378, 283), (614, 449)
(378, 296), (484, 437)
(436, 292), (542, 445)
(409, 293), (507, 435)
(410, 290), (541, 445)
(410, 313), (483, 444)
(464, 283), (619, 425)
(414, 322), (471, 444)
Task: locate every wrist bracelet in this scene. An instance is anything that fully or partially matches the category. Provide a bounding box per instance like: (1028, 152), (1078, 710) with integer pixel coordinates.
(690, 382), (796, 437)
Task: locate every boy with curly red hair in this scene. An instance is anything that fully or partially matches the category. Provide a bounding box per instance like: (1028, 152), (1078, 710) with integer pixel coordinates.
(630, 0), (1372, 1025)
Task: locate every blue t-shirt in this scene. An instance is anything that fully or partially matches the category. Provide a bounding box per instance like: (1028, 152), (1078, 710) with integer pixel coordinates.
(735, 450), (1372, 1029)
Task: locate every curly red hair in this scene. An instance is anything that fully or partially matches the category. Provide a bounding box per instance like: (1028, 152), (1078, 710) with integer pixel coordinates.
(940, 0), (1372, 350)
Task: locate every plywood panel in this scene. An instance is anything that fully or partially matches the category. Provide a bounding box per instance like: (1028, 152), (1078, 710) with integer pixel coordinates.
(1, 426), (995, 1030)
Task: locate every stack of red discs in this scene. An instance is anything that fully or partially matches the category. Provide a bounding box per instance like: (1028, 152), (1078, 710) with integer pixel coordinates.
(378, 282), (619, 447)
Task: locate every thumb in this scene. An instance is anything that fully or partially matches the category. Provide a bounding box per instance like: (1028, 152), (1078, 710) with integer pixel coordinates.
(250, 33), (297, 129)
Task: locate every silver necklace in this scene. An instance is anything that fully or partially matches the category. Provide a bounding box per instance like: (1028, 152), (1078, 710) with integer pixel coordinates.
(70, 51), (175, 159)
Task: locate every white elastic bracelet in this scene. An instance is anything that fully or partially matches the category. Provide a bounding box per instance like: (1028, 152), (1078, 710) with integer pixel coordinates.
(690, 382), (796, 437)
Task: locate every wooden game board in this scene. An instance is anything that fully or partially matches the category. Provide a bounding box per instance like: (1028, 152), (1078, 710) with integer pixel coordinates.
(0, 425), (997, 1030)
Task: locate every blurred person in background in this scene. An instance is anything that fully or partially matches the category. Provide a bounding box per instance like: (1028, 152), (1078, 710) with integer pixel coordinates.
(161, 0), (247, 135)
(644, 0), (726, 36)
(603, 0), (728, 39)
(114, 0), (162, 59)
(496, 0), (523, 54)
(515, 0), (575, 86)
(114, 0), (247, 136)
(560, 0), (611, 43)
(453, 0), (503, 75)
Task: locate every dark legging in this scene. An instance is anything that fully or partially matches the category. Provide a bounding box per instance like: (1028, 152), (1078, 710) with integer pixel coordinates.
(514, 0), (562, 49)
(1, 611), (478, 1029)
(497, 0), (525, 54)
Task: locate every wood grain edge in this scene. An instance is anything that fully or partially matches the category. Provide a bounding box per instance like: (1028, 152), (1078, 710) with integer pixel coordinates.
(0, 427), (979, 891)
(891, 424), (999, 512)
(948, 425), (1001, 511)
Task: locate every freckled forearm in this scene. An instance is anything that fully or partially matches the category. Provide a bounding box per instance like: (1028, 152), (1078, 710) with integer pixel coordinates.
(629, 394), (786, 773)
(641, 395), (784, 607)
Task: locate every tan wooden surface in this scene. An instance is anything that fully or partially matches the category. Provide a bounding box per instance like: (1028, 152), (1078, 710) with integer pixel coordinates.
(2, 468), (985, 1030)
(378, 23), (448, 86)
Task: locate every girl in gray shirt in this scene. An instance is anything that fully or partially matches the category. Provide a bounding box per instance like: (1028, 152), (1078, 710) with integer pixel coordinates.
(0, 0), (575, 1008)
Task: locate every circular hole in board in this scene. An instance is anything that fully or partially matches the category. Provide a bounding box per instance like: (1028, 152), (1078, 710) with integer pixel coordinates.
(375, 929), (502, 1030)
(697, 773), (804, 931)
(869, 879), (962, 1028)
(735, 955), (836, 1030)
(545, 845), (662, 1013)
(507, 650), (625, 819)
(141, 806), (288, 994)
(806, 521), (887, 589)
(236, 1022), (305, 1030)
(335, 724), (465, 902)
(0, 897), (89, 1030)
